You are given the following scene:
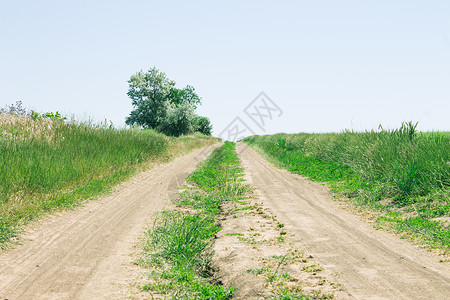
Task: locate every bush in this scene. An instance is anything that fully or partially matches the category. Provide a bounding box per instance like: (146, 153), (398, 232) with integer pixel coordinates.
(158, 103), (196, 137)
(194, 116), (213, 136)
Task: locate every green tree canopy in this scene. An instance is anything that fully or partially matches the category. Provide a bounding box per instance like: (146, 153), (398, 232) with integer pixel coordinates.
(158, 103), (196, 137)
(126, 67), (212, 136)
(193, 116), (213, 136)
(169, 85), (201, 109)
(126, 67), (175, 129)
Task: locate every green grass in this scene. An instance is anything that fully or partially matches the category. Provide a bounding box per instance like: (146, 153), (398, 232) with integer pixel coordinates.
(137, 142), (249, 299)
(243, 122), (450, 252)
(271, 286), (331, 300)
(246, 267), (270, 275)
(0, 112), (217, 245)
(225, 233), (244, 236)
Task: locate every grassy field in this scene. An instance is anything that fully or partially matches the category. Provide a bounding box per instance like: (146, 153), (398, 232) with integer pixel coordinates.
(0, 112), (217, 245)
(137, 142), (247, 299)
(243, 123), (450, 253)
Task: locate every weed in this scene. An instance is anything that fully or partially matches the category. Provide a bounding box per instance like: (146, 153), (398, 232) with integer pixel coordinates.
(246, 267), (270, 275)
(302, 265), (323, 275)
(266, 269), (281, 283)
(225, 233), (244, 237)
(233, 205), (252, 211)
(239, 237), (265, 245)
(277, 236), (286, 243)
(271, 286), (311, 299)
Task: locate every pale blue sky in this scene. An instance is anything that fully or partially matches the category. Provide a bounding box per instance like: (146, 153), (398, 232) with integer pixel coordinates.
(1, 0), (449, 135)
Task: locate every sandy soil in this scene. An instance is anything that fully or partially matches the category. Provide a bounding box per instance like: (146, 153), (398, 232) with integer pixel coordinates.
(236, 143), (450, 300)
(0, 145), (216, 300)
(213, 191), (346, 299)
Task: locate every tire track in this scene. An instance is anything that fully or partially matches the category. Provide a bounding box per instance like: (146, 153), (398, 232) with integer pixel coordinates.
(237, 143), (450, 299)
(0, 145), (217, 300)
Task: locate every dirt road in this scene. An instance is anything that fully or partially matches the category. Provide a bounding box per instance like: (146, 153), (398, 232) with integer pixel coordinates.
(0, 146), (216, 300)
(237, 143), (450, 299)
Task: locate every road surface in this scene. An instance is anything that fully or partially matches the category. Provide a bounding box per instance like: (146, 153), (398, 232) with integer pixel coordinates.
(237, 143), (450, 300)
(0, 146), (216, 300)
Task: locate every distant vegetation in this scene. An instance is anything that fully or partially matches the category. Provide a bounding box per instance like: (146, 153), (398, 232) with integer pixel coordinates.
(126, 67), (212, 136)
(244, 122), (450, 252)
(0, 102), (217, 245)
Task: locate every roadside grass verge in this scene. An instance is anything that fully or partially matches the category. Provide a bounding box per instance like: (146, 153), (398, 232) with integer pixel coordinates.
(243, 122), (450, 253)
(0, 112), (217, 246)
(137, 142), (248, 299)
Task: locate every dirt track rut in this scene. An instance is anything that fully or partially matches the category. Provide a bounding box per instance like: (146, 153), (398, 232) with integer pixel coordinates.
(237, 143), (450, 299)
(0, 146), (216, 300)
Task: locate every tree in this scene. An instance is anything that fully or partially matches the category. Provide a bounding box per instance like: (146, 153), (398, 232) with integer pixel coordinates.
(126, 67), (213, 136)
(193, 116), (213, 136)
(125, 67), (175, 129)
(169, 85), (201, 109)
(158, 103), (196, 137)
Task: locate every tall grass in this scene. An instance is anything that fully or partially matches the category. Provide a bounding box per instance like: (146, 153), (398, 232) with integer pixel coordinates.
(243, 123), (450, 251)
(0, 112), (216, 245)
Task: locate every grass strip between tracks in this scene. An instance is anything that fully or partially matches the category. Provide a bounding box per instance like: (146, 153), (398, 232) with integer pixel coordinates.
(137, 142), (248, 299)
(137, 142), (341, 299)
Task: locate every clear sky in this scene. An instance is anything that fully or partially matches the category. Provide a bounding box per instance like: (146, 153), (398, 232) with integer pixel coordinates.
(1, 0), (449, 136)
